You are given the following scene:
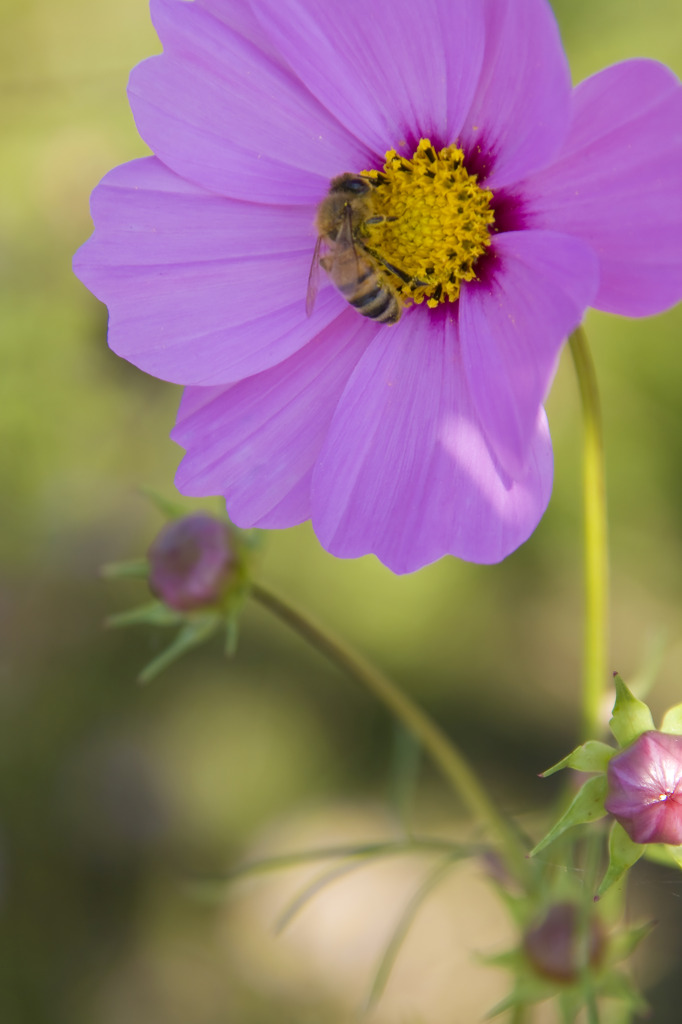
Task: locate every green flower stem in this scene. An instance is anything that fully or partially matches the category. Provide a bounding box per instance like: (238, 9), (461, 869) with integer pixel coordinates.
(569, 325), (609, 742)
(251, 579), (527, 880)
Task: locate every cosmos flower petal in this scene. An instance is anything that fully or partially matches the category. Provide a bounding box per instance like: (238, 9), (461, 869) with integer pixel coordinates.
(74, 157), (339, 385)
(311, 314), (553, 574)
(252, 0), (485, 154)
(520, 59), (682, 317)
(459, 0), (571, 189)
(128, 0), (375, 204)
(458, 230), (599, 475)
(172, 312), (376, 528)
(195, 0), (280, 61)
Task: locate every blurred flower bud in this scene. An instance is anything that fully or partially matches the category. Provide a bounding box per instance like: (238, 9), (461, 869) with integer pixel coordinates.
(605, 731), (682, 845)
(523, 903), (605, 983)
(147, 513), (235, 611)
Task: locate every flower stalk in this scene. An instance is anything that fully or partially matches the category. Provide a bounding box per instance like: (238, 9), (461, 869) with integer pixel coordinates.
(569, 325), (609, 742)
(251, 579), (527, 880)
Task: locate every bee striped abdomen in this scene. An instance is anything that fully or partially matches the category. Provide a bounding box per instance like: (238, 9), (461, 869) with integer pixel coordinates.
(346, 279), (400, 323)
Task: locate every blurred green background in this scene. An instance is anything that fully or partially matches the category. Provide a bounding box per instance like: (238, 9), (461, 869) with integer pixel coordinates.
(1, 1), (681, 1021)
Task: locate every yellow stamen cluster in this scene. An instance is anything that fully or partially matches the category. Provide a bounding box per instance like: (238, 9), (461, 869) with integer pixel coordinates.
(362, 139), (495, 307)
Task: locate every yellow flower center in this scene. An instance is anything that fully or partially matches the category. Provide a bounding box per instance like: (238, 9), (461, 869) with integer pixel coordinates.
(361, 139), (495, 308)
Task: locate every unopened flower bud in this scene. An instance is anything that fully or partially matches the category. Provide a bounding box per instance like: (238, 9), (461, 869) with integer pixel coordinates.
(523, 903), (605, 984)
(147, 513), (235, 611)
(605, 731), (682, 845)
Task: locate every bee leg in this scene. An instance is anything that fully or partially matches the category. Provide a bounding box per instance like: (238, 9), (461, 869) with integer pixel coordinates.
(364, 215), (399, 225)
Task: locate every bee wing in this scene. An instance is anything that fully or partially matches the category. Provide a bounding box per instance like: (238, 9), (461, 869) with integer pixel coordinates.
(336, 202), (362, 281)
(306, 235), (324, 317)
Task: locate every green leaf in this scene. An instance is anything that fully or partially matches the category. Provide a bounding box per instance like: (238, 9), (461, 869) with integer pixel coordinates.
(530, 776), (608, 857)
(596, 822), (644, 898)
(541, 740), (615, 777)
(660, 702), (682, 735)
(100, 558), (149, 579)
(609, 676), (654, 748)
(138, 615), (220, 683)
(106, 601), (183, 629)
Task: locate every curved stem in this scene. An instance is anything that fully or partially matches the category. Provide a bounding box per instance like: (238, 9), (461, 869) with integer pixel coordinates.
(569, 325), (609, 741)
(251, 579), (527, 880)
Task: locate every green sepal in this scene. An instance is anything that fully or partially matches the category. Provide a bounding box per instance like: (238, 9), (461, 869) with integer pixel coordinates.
(106, 601), (183, 629)
(596, 822), (645, 898)
(609, 919), (655, 964)
(641, 842), (682, 870)
(660, 702), (682, 734)
(609, 675), (654, 748)
(530, 775), (608, 857)
(540, 740), (615, 778)
(100, 558), (150, 580)
(557, 990), (583, 1024)
(598, 969), (649, 1015)
(224, 616), (239, 657)
(138, 613), (221, 684)
(137, 486), (188, 519)
(664, 845), (682, 870)
(485, 982), (543, 1021)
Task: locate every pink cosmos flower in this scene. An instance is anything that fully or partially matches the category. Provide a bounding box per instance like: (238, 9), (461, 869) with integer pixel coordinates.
(73, 0), (682, 574)
(605, 731), (682, 846)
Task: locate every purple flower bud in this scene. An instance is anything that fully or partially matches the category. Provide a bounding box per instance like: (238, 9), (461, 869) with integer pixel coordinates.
(523, 903), (605, 984)
(147, 514), (235, 611)
(605, 731), (682, 845)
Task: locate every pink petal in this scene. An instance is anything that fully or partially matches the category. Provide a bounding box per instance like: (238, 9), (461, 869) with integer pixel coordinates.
(73, 158), (340, 385)
(129, 0), (374, 204)
(172, 312), (377, 528)
(520, 59), (682, 316)
(458, 230), (598, 475)
(311, 311), (553, 574)
(253, 0), (485, 154)
(459, 0), (572, 188)
(195, 0), (280, 62)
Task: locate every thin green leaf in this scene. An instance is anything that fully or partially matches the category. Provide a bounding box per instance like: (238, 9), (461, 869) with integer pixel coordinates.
(597, 822), (645, 898)
(226, 838), (471, 881)
(541, 740), (615, 777)
(274, 859), (369, 935)
(609, 676), (654, 748)
(365, 856), (457, 1011)
(138, 615), (220, 683)
(660, 702), (682, 735)
(530, 776), (608, 857)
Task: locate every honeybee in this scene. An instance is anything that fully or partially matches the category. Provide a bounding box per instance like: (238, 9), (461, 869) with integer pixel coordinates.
(306, 173), (411, 325)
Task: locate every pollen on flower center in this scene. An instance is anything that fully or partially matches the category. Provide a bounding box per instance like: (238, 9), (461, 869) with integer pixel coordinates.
(362, 138), (495, 308)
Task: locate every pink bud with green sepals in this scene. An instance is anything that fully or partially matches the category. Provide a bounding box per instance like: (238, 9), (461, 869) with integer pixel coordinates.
(531, 676), (682, 894)
(104, 506), (261, 682)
